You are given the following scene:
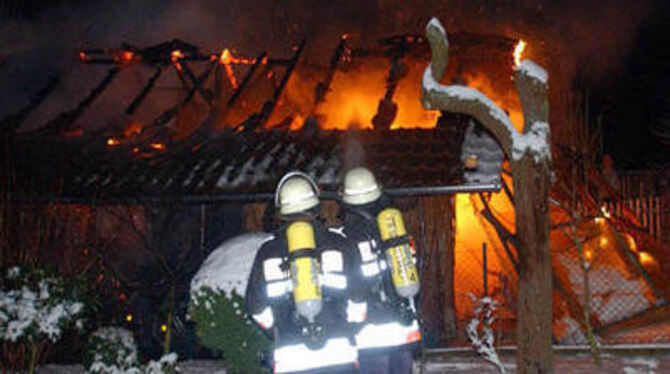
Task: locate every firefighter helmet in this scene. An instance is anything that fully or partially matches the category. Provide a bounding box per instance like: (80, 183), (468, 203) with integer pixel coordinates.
(275, 171), (320, 216)
(342, 167), (382, 205)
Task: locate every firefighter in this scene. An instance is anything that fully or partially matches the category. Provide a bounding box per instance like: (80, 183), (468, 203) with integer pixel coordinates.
(245, 171), (359, 374)
(338, 167), (421, 374)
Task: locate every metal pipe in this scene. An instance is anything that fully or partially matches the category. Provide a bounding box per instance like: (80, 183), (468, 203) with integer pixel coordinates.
(11, 183), (500, 206)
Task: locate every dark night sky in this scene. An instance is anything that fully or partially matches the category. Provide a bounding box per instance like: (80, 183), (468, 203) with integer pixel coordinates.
(600, 0), (670, 169)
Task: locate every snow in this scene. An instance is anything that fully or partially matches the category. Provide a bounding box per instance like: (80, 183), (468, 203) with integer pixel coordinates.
(190, 233), (274, 299)
(517, 60), (548, 84)
(40, 361), (227, 374)
(466, 295), (506, 373)
(427, 17), (446, 38)
(511, 121), (551, 162)
(421, 23), (551, 165)
(1, 269), (84, 343)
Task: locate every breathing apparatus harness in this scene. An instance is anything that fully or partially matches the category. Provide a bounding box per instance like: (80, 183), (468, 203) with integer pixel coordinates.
(341, 200), (419, 325)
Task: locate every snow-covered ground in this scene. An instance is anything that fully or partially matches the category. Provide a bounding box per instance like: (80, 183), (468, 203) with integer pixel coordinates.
(37, 354), (670, 374)
(39, 360), (227, 374)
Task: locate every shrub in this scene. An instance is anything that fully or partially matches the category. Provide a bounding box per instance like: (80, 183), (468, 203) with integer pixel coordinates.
(0, 265), (85, 374)
(189, 287), (270, 374)
(85, 327), (179, 374)
(85, 327), (141, 374)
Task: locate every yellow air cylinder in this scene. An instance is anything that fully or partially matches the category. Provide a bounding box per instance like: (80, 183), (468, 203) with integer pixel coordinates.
(286, 220), (322, 322)
(377, 208), (420, 298)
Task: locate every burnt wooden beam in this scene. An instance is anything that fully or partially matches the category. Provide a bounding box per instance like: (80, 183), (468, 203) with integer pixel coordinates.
(144, 61), (215, 133)
(1, 77), (58, 133)
(25, 67), (120, 138)
(313, 35), (347, 109)
(227, 51), (267, 107)
(125, 67), (163, 115)
(236, 40), (305, 132)
(181, 61), (213, 105)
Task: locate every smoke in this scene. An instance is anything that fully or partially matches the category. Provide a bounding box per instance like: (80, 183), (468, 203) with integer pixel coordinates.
(1, 0), (650, 129)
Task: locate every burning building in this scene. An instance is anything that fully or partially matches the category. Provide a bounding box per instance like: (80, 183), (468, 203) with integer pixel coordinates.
(2, 4), (669, 358)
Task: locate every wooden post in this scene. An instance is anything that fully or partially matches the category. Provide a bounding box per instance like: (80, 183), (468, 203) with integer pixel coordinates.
(422, 18), (553, 373)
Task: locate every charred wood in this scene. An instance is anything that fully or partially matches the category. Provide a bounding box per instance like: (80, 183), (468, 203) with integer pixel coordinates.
(24, 68), (120, 138)
(125, 67), (163, 115)
(1, 77), (58, 133)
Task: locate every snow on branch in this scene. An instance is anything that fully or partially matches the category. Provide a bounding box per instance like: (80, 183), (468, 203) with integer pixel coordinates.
(421, 17), (551, 164)
(467, 295), (507, 374)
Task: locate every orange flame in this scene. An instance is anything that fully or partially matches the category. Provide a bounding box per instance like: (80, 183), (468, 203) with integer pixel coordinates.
(171, 50), (184, 72)
(107, 138), (120, 146)
(513, 40), (526, 67)
(220, 49), (239, 89)
(149, 143), (166, 151)
(79, 52), (88, 62)
(638, 251), (656, 267)
(121, 51), (134, 62)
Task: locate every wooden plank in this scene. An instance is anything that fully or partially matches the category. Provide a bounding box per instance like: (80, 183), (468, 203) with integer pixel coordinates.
(597, 303), (670, 337)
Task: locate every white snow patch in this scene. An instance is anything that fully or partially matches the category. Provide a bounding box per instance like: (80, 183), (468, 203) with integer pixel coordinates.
(426, 17), (446, 38)
(422, 67), (516, 135)
(517, 60), (548, 84)
(422, 46), (551, 164)
(511, 121), (551, 162)
(190, 233), (274, 298)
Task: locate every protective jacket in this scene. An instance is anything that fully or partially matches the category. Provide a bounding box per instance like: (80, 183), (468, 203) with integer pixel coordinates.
(339, 194), (422, 352)
(245, 218), (360, 374)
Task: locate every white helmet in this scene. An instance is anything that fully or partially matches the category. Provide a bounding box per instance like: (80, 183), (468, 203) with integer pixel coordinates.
(275, 171), (320, 216)
(341, 167), (382, 205)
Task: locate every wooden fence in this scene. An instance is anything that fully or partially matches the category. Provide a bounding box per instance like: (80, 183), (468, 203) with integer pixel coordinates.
(604, 170), (670, 242)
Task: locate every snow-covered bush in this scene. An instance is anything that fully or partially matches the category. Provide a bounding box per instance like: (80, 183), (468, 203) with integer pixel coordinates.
(189, 287), (270, 374)
(85, 327), (179, 374)
(188, 233), (272, 374)
(0, 265), (85, 373)
(467, 295), (506, 374)
(145, 352), (179, 374)
(85, 327), (141, 374)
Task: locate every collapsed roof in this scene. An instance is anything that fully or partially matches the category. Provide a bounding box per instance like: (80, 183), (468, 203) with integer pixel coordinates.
(3, 33), (515, 203)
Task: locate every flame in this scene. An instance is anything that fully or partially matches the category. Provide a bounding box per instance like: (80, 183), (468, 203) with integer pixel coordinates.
(149, 143), (166, 151)
(600, 205), (611, 219)
(121, 51), (134, 62)
(624, 233), (637, 251)
(600, 237), (608, 247)
(79, 52), (88, 62)
(513, 40), (526, 67)
(638, 251), (656, 267)
(107, 138), (120, 146)
(220, 49), (239, 90)
(171, 50), (184, 72)
(584, 249), (593, 261)
(123, 123), (143, 138)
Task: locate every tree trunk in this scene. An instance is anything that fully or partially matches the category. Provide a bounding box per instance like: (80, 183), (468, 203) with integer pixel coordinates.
(513, 156), (553, 374)
(419, 195), (457, 344)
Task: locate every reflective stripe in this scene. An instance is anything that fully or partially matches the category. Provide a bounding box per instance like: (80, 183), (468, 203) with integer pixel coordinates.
(346, 300), (367, 323)
(266, 280), (290, 297)
(252, 307), (274, 329)
(355, 320), (421, 349)
(263, 258), (285, 281)
(321, 250), (343, 272)
(379, 259), (388, 270)
(321, 272), (347, 289)
(274, 337), (357, 373)
(361, 261), (380, 277)
(357, 241), (375, 262)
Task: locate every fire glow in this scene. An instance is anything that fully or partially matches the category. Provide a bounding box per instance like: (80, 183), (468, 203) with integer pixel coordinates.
(513, 40), (526, 67)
